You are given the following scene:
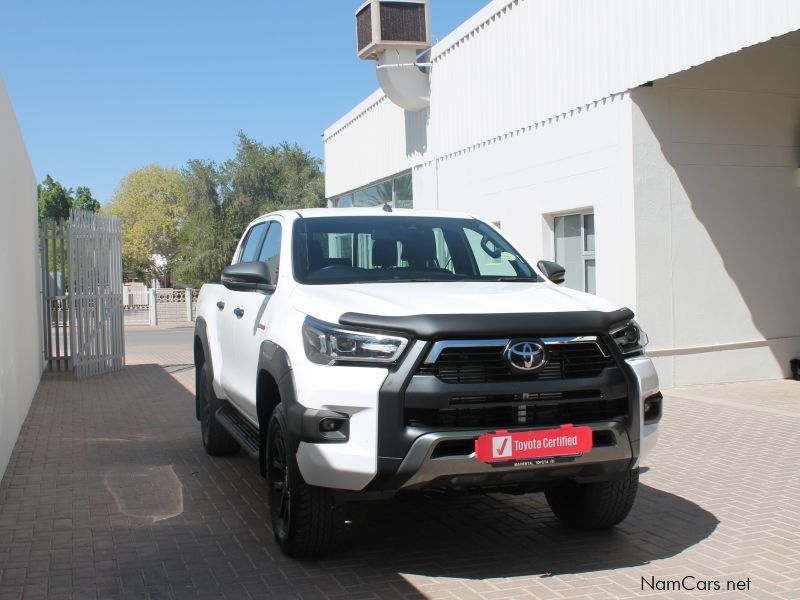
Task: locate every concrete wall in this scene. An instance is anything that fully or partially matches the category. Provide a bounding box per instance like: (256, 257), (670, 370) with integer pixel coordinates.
(414, 93), (638, 310)
(632, 30), (800, 387)
(0, 75), (42, 479)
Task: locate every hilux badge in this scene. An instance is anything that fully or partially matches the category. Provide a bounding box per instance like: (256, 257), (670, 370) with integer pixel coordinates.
(505, 340), (548, 372)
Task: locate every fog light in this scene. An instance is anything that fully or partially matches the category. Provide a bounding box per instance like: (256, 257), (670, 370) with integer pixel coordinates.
(643, 393), (663, 424)
(320, 418), (342, 433)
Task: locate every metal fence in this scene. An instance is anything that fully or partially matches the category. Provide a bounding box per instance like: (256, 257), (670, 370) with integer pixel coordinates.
(40, 209), (125, 378)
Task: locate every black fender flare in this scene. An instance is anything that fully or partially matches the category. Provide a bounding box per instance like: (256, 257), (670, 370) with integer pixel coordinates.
(256, 340), (302, 474)
(255, 341), (348, 476)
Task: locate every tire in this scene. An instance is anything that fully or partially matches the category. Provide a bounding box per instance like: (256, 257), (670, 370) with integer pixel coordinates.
(198, 363), (238, 457)
(266, 407), (344, 558)
(545, 468), (639, 530)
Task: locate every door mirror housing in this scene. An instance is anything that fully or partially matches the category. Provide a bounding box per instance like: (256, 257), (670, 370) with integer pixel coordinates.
(537, 260), (566, 285)
(221, 262), (275, 292)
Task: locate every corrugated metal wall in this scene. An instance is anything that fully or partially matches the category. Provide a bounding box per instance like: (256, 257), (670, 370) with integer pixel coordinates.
(324, 0), (800, 197)
(429, 0), (800, 159)
(324, 92), (428, 198)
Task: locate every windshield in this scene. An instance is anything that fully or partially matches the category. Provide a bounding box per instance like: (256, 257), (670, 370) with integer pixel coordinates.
(292, 216), (540, 284)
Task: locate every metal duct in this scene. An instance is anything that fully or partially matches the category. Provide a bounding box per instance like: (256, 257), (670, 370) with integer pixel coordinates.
(376, 47), (430, 112)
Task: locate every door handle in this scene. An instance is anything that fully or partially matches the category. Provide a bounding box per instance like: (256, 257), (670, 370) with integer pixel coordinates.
(233, 307), (245, 318)
(216, 301), (225, 310)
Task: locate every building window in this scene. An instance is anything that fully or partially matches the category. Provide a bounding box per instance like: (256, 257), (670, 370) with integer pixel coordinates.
(554, 212), (595, 294)
(329, 171), (413, 209)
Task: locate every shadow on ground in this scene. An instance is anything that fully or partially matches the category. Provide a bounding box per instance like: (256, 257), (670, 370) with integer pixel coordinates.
(0, 364), (718, 599)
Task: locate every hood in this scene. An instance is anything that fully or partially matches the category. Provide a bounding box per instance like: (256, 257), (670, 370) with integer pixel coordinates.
(290, 281), (621, 325)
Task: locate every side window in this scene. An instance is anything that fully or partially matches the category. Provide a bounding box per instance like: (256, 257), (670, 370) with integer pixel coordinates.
(238, 223), (267, 264)
(258, 222), (282, 282)
(464, 228), (517, 276)
(554, 212), (595, 293)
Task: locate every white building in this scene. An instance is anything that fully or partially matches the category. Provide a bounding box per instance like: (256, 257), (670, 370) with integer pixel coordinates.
(323, 0), (800, 388)
(0, 73), (42, 478)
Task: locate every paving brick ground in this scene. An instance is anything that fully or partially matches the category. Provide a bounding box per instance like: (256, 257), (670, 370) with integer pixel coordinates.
(1, 327), (799, 599)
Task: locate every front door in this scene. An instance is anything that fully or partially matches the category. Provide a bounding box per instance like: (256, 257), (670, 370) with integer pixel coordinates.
(219, 220), (268, 403)
(225, 219), (283, 423)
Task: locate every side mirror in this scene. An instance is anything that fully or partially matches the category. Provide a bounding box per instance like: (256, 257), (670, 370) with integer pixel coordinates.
(537, 260), (566, 285)
(221, 262), (275, 292)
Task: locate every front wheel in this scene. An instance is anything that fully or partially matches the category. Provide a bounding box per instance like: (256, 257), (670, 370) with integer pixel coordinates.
(266, 408), (344, 558)
(545, 468), (639, 529)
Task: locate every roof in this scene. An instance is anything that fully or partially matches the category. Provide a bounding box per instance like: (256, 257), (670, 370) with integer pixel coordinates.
(253, 207), (478, 224)
(293, 207), (476, 219)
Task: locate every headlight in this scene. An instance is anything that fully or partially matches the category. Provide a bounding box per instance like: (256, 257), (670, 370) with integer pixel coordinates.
(611, 320), (649, 356)
(302, 317), (409, 366)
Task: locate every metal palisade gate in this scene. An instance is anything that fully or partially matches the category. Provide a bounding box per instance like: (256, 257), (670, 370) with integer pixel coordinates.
(40, 217), (71, 371)
(40, 209), (125, 378)
(68, 208), (125, 378)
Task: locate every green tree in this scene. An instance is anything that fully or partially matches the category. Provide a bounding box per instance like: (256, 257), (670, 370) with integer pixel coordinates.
(172, 160), (233, 288)
(221, 133), (325, 236)
(105, 165), (187, 284)
(37, 176), (101, 221)
(171, 133), (325, 287)
(37, 175), (73, 221)
(73, 186), (101, 213)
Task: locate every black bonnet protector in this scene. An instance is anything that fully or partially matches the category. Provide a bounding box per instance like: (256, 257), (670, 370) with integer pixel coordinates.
(339, 308), (635, 340)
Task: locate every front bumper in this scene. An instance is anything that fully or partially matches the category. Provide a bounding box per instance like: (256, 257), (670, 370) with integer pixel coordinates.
(294, 340), (661, 492)
(394, 420), (633, 491)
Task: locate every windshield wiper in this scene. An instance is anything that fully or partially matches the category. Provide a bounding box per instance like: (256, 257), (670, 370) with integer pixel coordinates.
(367, 276), (471, 283)
(489, 277), (541, 282)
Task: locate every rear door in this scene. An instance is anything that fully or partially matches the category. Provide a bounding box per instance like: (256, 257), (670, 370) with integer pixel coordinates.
(219, 221), (268, 400)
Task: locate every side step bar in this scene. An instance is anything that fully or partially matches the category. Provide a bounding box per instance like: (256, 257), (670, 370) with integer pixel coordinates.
(216, 403), (260, 458)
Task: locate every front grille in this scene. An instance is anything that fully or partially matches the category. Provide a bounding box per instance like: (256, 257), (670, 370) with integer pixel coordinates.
(405, 397), (627, 429)
(418, 342), (614, 384)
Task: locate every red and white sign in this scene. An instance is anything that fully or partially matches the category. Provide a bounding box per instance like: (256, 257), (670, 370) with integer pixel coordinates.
(474, 424), (593, 464)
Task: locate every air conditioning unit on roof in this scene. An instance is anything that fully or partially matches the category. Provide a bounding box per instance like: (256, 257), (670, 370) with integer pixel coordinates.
(356, 0), (431, 61)
(355, 0), (432, 112)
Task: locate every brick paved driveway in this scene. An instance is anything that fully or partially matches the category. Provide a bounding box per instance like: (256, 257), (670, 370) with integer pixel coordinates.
(1, 327), (798, 599)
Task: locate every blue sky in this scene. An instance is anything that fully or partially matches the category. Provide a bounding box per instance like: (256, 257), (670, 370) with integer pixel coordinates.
(0, 0), (489, 203)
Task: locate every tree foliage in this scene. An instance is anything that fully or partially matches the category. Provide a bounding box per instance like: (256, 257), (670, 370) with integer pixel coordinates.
(170, 133), (325, 287)
(104, 165), (187, 283)
(38, 175), (102, 221)
(73, 186), (101, 213)
(171, 159), (231, 288)
(104, 133), (325, 288)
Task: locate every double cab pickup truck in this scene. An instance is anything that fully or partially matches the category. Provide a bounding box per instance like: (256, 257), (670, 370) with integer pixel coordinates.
(193, 207), (661, 557)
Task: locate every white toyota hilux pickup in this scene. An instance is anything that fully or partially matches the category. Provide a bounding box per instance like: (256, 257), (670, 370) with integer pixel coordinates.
(193, 207), (661, 557)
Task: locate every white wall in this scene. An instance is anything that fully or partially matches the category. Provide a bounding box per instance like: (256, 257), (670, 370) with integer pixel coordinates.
(324, 0), (800, 198)
(324, 91), (426, 198)
(415, 93), (638, 310)
(632, 30), (800, 387)
(0, 74), (42, 480)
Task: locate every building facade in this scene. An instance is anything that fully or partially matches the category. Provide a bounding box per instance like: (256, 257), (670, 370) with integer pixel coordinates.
(323, 0), (800, 387)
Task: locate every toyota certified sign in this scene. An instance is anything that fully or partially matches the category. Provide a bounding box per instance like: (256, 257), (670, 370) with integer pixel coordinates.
(504, 339), (548, 373)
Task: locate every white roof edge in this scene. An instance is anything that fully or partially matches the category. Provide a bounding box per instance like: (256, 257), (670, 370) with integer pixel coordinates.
(323, 89), (386, 141)
(429, 0), (513, 60)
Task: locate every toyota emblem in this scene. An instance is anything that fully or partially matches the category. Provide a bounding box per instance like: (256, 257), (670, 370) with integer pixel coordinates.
(504, 340), (548, 373)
